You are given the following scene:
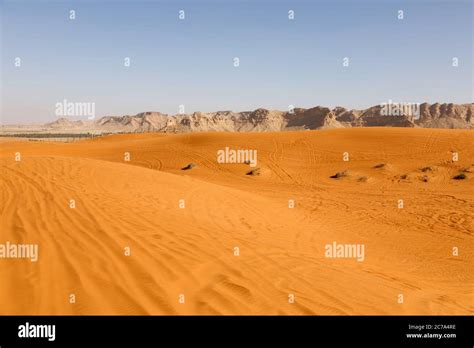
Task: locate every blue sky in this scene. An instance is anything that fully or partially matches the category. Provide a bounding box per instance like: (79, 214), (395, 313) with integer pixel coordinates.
(1, 0), (472, 124)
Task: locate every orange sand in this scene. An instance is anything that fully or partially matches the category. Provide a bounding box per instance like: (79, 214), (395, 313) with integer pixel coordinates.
(0, 128), (473, 314)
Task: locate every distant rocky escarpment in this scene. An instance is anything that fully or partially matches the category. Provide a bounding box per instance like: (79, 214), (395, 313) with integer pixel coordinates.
(22, 103), (474, 133)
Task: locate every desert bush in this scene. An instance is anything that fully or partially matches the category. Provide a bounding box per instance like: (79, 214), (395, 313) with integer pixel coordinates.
(181, 163), (197, 170)
(453, 173), (467, 180)
(421, 166), (434, 172)
(330, 171), (348, 179)
(246, 168), (261, 176)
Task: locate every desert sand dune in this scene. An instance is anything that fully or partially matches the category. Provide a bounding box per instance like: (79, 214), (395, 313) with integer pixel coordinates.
(0, 128), (473, 314)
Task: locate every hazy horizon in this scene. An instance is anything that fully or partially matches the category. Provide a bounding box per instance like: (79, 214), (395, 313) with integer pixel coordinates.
(1, 0), (473, 124)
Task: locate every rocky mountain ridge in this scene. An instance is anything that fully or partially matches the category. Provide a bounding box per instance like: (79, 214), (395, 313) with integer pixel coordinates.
(29, 103), (474, 133)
